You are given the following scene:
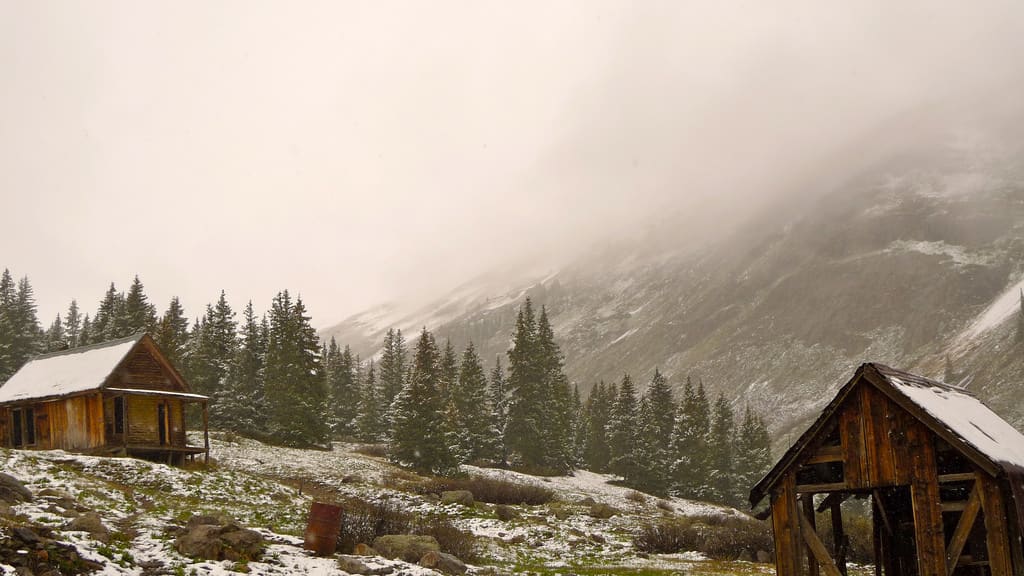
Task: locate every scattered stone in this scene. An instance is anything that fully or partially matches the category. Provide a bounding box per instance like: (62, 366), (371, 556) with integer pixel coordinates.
(353, 542), (378, 556)
(509, 534), (526, 545)
(371, 535), (439, 563)
(440, 490), (474, 507)
(494, 505), (518, 522)
(587, 502), (618, 519)
(0, 473), (32, 504)
(588, 533), (606, 544)
(419, 550), (467, 574)
(66, 512), (111, 543)
(337, 555), (395, 575)
(13, 526), (41, 544)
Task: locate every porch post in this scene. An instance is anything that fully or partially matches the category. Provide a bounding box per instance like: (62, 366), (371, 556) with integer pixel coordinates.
(202, 400), (209, 464)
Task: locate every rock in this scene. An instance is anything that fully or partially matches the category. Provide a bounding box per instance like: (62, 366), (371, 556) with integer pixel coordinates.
(187, 513), (229, 528)
(736, 549), (754, 562)
(175, 516), (264, 561)
(220, 527), (265, 561)
(337, 555), (395, 575)
(440, 490), (474, 507)
(419, 550), (467, 574)
(66, 512), (110, 543)
(578, 497), (596, 506)
(353, 543), (377, 556)
(371, 535), (440, 563)
(176, 524), (224, 559)
(587, 502), (618, 519)
(13, 526), (41, 544)
(494, 505), (518, 522)
(756, 549), (773, 564)
(0, 473), (32, 504)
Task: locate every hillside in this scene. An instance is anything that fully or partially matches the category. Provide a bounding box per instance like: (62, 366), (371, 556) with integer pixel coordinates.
(0, 437), (770, 575)
(321, 140), (1024, 442)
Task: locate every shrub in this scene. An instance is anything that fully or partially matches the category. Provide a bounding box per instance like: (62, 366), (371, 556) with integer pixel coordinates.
(413, 517), (478, 562)
(336, 498), (413, 554)
(633, 515), (773, 559)
(421, 477), (554, 506)
(626, 490), (647, 504)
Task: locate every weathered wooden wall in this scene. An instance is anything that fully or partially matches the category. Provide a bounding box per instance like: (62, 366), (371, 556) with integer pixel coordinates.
(125, 396), (185, 446)
(113, 344), (186, 392)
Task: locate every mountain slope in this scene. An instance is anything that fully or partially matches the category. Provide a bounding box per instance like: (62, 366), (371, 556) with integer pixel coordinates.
(322, 141), (1024, 440)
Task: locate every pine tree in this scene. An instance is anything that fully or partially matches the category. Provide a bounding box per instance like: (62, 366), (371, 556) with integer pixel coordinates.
(45, 314), (66, 352)
(92, 283), (122, 342)
(155, 297), (190, 368)
(450, 341), (501, 464)
(633, 396), (671, 495)
(201, 292), (239, 427)
(734, 405), (772, 505)
(379, 328), (407, 429)
(535, 306), (573, 473)
(670, 377), (711, 498)
(356, 360), (384, 441)
(708, 391), (736, 505)
(0, 269), (14, 380)
(439, 339), (459, 406)
(389, 327), (457, 475)
(583, 381), (614, 473)
(123, 275), (157, 334)
(646, 368), (676, 442)
(327, 341), (359, 437)
(608, 374), (639, 482)
(505, 299), (544, 469)
(570, 384), (585, 467)
(263, 291), (328, 446)
(65, 300), (82, 349)
(7, 276), (43, 373)
(218, 301), (267, 436)
(78, 314), (92, 348)
(489, 357), (509, 466)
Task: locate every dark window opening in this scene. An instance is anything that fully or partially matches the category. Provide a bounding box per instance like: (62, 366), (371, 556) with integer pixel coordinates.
(114, 397), (125, 434)
(12, 410), (23, 446)
(11, 408), (35, 447)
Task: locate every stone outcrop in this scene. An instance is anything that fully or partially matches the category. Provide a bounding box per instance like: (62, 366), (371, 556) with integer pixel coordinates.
(174, 515), (265, 561)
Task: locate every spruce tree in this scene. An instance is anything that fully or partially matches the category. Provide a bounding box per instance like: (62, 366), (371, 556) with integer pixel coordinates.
(608, 374), (639, 482)
(327, 341), (359, 437)
(670, 377), (711, 498)
(155, 297), (190, 368)
(0, 269), (16, 380)
(65, 300), (82, 348)
(78, 314), (92, 349)
(570, 384), (585, 468)
(92, 283), (122, 342)
(450, 341), (501, 464)
(633, 396), (671, 495)
(583, 381), (614, 473)
(378, 328), (407, 428)
(708, 391), (736, 505)
(389, 327), (457, 475)
(646, 368), (676, 442)
(8, 276), (43, 371)
(489, 357), (509, 466)
(536, 306), (574, 473)
(439, 339), (459, 406)
(734, 405), (772, 505)
(356, 361), (384, 442)
(45, 314), (66, 352)
(202, 292), (239, 427)
(505, 299), (544, 469)
(123, 275), (157, 334)
(218, 301), (267, 436)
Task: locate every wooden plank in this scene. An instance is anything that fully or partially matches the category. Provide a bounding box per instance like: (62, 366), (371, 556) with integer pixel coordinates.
(909, 424), (946, 576)
(941, 502), (968, 513)
(797, 483), (847, 494)
(803, 496), (820, 576)
(860, 386), (879, 486)
(840, 396), (864, 489)
(979, 475), (1013, 576)
(945, 481), (982, 576)
(806, 445), (844, 465)
(799, 510), (843, 576)
(938, 473), (978, 483)
(773, 472), (803, 576)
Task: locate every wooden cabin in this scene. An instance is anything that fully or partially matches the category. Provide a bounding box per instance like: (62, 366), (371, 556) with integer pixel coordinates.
(751, 363), (1024, 576)
(0, 333), (209, 465)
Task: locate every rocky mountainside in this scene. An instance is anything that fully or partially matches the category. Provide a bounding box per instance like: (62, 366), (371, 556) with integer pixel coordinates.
(321, 139), (1024, 442)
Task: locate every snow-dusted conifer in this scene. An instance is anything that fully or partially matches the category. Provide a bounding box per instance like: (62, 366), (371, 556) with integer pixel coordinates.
(64, 300), (82, 349)
(607, 374), (639, 481)
(450, 341), (501, 464)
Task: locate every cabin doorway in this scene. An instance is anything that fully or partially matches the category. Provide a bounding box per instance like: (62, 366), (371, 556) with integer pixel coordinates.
(872, 486), (918, 576)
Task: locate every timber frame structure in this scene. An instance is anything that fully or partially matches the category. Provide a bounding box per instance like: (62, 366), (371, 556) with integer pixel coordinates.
(0, 333), (209, 465)
(751, 363), (1024, 576)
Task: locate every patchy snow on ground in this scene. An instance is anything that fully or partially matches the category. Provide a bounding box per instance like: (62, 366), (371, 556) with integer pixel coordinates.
(958, 275), (1024, 342)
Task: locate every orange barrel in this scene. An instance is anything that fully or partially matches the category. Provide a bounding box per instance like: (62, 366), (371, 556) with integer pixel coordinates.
(304, 502), (343, 556)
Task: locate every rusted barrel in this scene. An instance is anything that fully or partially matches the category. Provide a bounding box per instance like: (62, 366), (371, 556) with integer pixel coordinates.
(304, 502), (343, 556)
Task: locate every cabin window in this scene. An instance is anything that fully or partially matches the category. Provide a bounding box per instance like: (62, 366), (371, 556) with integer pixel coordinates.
(114, 397), (125, 434)
(11, 407), (35, 447)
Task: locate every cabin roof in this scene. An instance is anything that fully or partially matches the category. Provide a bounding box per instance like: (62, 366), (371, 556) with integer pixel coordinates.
(750, 362), (1024, 507)
(0, 334), (145, 403)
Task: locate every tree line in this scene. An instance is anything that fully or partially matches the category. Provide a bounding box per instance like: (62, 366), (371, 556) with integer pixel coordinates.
(0, 268), (770, 507)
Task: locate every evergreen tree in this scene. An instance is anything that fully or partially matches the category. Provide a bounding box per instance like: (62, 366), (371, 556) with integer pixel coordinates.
(570, 384), (585, 467)
(389, 327), (457, 475)
(65, 300), (82, 348)
(505, 299), (544, 469)
(0, 269), (14, 380)
(356, 360), (384, 441)
(607, 374), (639, 482)
(218, 301), (267, 436)
(263, 291), (328, 446)
(583, 381), (615, 473)
(646, 369), (676, 440)
(734, 405), (772, 505)
(378, 328), (407, 428)
(123, 275), (157, 334)
(92, 283), (122, 342)
(670, 377), (711, 498)
(78, 314), (92, 349)
(489, 357), (509, 466)
(535, 306), (574, 472)
(200, 292), (239, 427)
(8, 276), (43, 372)
(45, 314), (66, 352)
(327, 341), (359, 437)
(708, 392), (736, 504)
(439, 339), (459, 406)
(450, 341), (501, 464)
(633, 396), (671, 495)
(155, 297), (190, 368)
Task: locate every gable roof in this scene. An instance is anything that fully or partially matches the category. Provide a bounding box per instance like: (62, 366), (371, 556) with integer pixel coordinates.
(0, 334), (144, 404)
(750, 362), (1024, 507)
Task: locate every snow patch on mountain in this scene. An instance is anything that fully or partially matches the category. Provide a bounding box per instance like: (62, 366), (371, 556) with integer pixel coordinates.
(958, 276), (1024, 342)
(885, 240), (992, 267)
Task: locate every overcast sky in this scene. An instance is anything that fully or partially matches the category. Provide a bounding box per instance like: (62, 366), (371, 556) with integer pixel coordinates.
(3, 1), (1024, 327)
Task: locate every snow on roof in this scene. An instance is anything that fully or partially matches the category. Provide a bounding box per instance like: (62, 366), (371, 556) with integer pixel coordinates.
(0, 334), (142, 403)
(874, 364), (1024, 470)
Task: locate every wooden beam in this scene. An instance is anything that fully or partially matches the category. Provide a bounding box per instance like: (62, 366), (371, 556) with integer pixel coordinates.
(806, 445), (844, 465)
(202, 401), (210, 464)
(830, 500), (848, 576)
(799, 509), (843, 576)
(946, 482), (982, 576)
(797, 483), (847, 494)
(942, 502), (968, 513)
(938, 473), (978, 484)
(979, 475), (1013, 576)
(817, 492), (851, 513)
(803, 496), (820, 576)
(872, 491), (893, 536)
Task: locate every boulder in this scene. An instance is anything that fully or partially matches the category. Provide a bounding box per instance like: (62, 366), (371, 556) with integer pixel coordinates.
(220, 527), (265, 561)
(175, 515), (265, 561)
(371, 535), (439, 563)
(440, 490), (474, 507)
(176, 524), (224, 560)
(65, 512), (110, 543)
(419, 550), (467, 574)
(0, 473), (32, 504)
(587, 502), (618, 519)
